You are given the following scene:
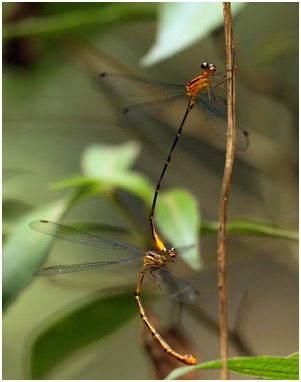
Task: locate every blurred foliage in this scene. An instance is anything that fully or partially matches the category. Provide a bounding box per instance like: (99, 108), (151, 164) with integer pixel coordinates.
(4, 141), (297, 311)
(3, 3), (156, 39)
(201, 219), (298, 241)
(3, 2), (298, 380)
(3, 200), (70, 310)
(157, 188), (201, 270)
(29, 290), (137, 379)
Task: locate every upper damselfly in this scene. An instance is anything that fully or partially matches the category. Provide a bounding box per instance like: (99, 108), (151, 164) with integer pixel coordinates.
(92, 63), (249, 252)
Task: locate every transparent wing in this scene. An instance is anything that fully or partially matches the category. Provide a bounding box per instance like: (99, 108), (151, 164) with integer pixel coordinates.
(34, 258), (141, 277)
(29, 220), (144, 255)
(117, 95), (185, 128)
(91, 73), (185, 97)
(196, 94), (249, 151)
(153, 268), (198, 305)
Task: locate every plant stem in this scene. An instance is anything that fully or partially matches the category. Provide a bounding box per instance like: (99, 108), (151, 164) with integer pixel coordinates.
(218, 2), (236, 379)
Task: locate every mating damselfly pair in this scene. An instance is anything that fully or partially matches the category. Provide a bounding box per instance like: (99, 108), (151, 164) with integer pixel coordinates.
(31, 63), (248, 365)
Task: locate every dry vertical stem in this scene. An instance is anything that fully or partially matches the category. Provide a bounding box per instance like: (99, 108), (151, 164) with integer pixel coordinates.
(217, 2), (236, 380)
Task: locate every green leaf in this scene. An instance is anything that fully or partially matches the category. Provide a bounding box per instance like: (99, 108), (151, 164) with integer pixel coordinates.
(52, 172), (153, 203)
(81, 142), (141, 177)
(3, 200), (69, 310)
(52, 175), (100, 190)
(165, 355), (299, 380)
(53, 142), (154, 202)
(106, 172), (153, 202)
(29, 290), (137, 379)
(157, 189), (201, 270)
(201, 219), (298, 241)
(51, 176), (106, 202)
(141, 3), (247, 66)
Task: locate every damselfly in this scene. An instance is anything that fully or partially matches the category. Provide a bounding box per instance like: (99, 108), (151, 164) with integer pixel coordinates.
(92, 63), (249, 252)
(30, 220), (198, 365)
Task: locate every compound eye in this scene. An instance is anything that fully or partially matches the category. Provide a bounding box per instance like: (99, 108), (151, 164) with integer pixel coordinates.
(201, 62), (209, 69)
(209, 63), (216, 71)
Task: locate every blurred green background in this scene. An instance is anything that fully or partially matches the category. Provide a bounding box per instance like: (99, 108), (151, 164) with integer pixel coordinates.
(3, 2), (298, 380)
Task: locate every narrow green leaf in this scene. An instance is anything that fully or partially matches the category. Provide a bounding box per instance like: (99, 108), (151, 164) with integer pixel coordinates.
(29, 290), (137, 379)
(3, 3), (156, 39)
(52, 173), (153, 203)
(51, 175), (99, 191)
(141, 3), (247, 66)
(157, 189), (201, 270)
(201, 219), (298, 241)
(165, 365), (192, 380)
(3, 200), (69, 310)
(166, 355), (299, 380)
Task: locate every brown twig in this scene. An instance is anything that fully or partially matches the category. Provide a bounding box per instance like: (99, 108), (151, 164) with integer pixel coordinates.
(217, 3), (236, 380)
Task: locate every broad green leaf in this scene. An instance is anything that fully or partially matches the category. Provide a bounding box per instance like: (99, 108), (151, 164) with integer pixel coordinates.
(52, 142), (153, 202)
(141, 3), (247, 66)
(81, 142), (141, 177)
(200, 219), (298, 241)
(3, 200), (69, 310)
(156, 189), (201, 270)
(107, 172), (153, 202)
(165, 355), (299, 380)
(29, 290), (137, 379)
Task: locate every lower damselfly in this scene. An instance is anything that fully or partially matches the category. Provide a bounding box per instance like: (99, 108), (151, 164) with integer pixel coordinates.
(30, 220), (198, 365)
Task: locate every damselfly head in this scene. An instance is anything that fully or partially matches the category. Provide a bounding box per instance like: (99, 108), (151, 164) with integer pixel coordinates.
(201, 62), (216, 74)
(161, 247), (177, 260)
